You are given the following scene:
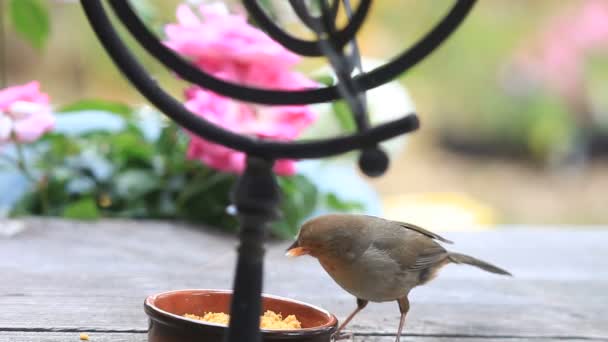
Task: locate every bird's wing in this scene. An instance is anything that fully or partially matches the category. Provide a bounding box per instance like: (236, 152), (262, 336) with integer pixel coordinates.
(371, 233), (448, 272)
(407, 244), (448, 271)
(393, 221), (453, 244)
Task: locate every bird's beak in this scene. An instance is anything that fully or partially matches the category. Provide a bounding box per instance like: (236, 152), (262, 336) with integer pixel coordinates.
(285, 240), (310, 257)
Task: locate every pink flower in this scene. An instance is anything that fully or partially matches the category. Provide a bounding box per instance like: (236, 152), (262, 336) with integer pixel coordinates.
(184, 88), (315, 175)
(165, 3), (318, 176)
(165, 4), (301, 81)
(0, 81), (54, 144)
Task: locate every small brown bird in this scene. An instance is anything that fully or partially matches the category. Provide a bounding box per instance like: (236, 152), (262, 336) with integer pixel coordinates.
(286, 214), (511, 342)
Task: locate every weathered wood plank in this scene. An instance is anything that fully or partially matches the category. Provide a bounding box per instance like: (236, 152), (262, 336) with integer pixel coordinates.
(349, 336), (608, 342)
(1, 219), (607, 339)
(0, 332), (146, 342)
(348, 336), (608, 342)
(0, 332), (605, 342)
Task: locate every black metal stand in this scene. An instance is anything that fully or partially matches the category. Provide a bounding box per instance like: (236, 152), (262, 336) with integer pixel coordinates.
(227, 157), (280, 342)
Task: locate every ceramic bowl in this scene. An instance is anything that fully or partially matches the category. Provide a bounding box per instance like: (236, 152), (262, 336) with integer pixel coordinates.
(145, 289), (338, 342)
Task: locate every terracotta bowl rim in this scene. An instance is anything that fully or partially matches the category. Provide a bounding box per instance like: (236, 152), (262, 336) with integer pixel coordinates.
(144, 288), (338, 335)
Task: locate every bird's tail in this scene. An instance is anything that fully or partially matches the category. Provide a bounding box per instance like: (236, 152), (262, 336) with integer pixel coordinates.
(448, 252), (512, 276)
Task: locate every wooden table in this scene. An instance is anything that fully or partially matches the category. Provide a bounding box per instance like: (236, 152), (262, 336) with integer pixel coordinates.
(1, 219), (607, 341)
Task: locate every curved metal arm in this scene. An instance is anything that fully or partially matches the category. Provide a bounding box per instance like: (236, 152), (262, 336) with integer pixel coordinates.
(80, 0), (419, 160)
(288, 0), (340, 30)
(101, 0), (476, 105)
(309, 0), (368, 131)
(242, 0), (371, 57)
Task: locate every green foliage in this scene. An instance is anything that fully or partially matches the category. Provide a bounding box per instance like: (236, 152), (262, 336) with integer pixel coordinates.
(62, 197), (99, 220)
(9, 100), (360, 238)
(272, 175), (318, 239)
(58, 99), (132, 117)
(525, 94), (577, 162)
(331, 100), (357, 133)
(314, 75), (335, 87)
(586, 56), (608, 133)
(8, 0), (50, 49)
(324, 193), (364, 212)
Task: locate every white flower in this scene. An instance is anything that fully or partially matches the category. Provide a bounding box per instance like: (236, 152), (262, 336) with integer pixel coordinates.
(0, 115), (12, 141)
(9, 101), (49, 119)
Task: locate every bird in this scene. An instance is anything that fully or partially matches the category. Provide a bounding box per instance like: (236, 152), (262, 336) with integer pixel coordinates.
(285, 213), (511, 342)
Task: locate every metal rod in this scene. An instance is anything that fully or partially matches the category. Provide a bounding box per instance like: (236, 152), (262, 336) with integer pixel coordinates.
(225, 156), (281, 342)
(288, 0), (340, 30)
(306, 0), (368, 131)
(244, 0), (366, 56)
(342, 0), (369, 131)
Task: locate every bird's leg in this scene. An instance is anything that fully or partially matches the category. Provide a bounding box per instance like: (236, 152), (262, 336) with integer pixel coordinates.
(395, 296), (410, 342)
(332, 298), (368, 341)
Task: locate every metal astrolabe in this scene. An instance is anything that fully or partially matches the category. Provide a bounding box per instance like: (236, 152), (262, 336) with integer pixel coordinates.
(79, 1), (477, 341)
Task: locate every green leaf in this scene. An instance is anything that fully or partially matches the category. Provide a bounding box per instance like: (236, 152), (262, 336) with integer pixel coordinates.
(129, 0), (158, 27)
(110, 199), (150, 218)
(325, 193), (365, 212)
(9, 191), (38, 217)
(66, 150), (115, 182)
(176, 171), (230, 207)
(43, 133), (81, 158)
(112, 132), (154, 164)
(258, 0), (273, 10)
(270, 221), (297, 240)
(157, 123), (186, 156)
(156, 191), (177, 217)
(314, 75), (335, 86)
(62, 197), (99, 220)
(66, 176), (96, 195)
(289, 175), (318, 218)
(9, 0), (50, 49)
(331, 100), (357, 133)
(524, 94), (576, 161)
(273, 175), (319, 238)
(42, 177), (71, 215)
(113, 169), (160, 199)
(248, 0), (276, 25)
(174, 171), (238, 230)
(58, 99), (132, 117)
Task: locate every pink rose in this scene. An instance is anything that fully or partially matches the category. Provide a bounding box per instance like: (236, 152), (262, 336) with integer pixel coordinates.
(184, 88), (315, 175)
(0, 81), (54, 144)
(165, 4), (300, 78)
(187, 137), (247, 174)
(165, 3), (318, 176)
(186, 135), (298, 175)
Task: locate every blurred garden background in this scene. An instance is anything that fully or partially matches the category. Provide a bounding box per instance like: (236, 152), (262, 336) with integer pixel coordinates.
(2, 0), (608, 233)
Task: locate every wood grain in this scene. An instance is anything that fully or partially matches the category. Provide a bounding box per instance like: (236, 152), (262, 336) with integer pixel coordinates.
(0, 332), (147, 342)
(1, 219), (606, 340)
(0, 332), (605, 342)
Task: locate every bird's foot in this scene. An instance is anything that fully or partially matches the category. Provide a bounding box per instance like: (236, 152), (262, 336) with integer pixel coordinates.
(332, 331), (354, 341)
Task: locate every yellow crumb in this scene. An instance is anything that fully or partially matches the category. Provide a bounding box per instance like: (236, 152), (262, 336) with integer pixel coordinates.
(185, 312), (230, 325)
(260, 310), (301, 330)
(184, 310), (301, 330)
(79, 333), (89, 340)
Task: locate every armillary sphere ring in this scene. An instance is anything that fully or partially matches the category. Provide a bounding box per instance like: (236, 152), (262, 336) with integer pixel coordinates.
(80, 0), (476, 160)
